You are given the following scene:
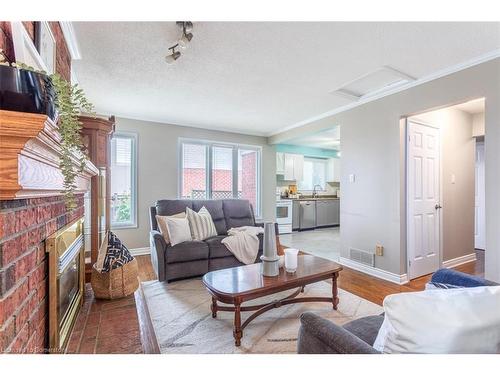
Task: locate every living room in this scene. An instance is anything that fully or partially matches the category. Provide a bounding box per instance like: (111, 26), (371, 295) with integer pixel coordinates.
(1, 1), (500, 374)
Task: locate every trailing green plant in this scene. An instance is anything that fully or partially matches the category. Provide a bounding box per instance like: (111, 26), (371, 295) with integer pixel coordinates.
(1, 49), (95, 210)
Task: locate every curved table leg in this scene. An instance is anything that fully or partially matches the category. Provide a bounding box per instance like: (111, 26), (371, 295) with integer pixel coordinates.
(233, 303), (242, 347)
(332, 273), (339, 310)
(211, 296), (218, 318)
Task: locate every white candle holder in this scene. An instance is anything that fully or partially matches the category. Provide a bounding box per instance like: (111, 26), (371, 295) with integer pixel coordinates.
(284, 248), (299, 273)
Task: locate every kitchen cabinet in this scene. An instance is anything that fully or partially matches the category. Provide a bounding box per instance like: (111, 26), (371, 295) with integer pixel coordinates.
(327, 158), (341, 182)
(316, 199), (340, 227)
(292, 200), (300, 230)
(284, 153), (304, 181)
(276, 152), (285, 175)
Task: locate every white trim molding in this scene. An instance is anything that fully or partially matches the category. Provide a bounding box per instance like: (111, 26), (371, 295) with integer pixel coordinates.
(129, 247), (151, 256)
(339, 256), (409, 285)
(442, 253), (477, 269)
(59, 22), (81, 60)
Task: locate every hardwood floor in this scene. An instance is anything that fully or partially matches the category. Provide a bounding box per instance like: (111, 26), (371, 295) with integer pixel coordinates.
(67, 250), (483, 354)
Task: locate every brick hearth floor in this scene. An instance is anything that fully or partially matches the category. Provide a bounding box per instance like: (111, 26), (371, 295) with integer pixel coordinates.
(66, 284), (143, 354)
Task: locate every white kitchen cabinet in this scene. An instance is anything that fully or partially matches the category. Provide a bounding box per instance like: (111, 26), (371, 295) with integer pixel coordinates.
(283, 153), (304, 181)
(276, 152), (285, 175)
(284, 153), (295, 180)
(293, 154), (304, 182)
(327, 157), (341, 182)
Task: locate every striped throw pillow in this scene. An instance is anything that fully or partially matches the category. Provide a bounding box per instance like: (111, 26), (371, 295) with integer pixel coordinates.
(186, 206), (217, 241)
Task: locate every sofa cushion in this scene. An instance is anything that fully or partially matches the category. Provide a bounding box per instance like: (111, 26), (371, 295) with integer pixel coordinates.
(222, 199), (255, 229)
(192, 200), (227, 235)
(166, 241), (209, 264)
(342, 315), (384, 346)
(205, 235), (233, 259)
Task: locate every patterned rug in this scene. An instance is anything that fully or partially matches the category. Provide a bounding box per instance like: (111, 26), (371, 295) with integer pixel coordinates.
(142, 278), (383, 354)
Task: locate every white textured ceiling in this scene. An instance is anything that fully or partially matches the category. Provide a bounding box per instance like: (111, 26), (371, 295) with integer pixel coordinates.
(72, 22), (500, 136)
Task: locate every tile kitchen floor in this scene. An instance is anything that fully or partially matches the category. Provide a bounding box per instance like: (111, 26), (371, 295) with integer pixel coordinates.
(279, 227), (340, 261)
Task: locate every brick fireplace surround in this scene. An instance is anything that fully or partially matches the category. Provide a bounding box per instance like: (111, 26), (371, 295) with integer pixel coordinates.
(0, 195), (85, 353)
(0, 21), (80, 353)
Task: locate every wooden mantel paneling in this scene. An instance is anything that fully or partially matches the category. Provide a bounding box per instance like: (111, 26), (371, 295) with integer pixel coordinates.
(0, 109), (98, 200)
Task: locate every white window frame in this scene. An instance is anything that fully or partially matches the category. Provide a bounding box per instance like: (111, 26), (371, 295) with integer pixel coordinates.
(298, 157), (328, 192)
(178, 138), (262, 218)
(110, 132), (138, 229)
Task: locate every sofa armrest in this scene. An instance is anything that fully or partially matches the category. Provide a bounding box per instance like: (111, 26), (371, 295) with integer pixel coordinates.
(149, 230), (168, 282)
(431, 268), (498, 287)
(297, 312), (380, 354)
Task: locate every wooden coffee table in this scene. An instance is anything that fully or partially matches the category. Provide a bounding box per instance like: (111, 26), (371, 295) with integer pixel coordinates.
(202, 255), (342, 346)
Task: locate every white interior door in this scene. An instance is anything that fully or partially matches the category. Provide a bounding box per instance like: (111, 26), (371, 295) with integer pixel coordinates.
(407, 120), (441, 279)
(475, 142), (485, 250)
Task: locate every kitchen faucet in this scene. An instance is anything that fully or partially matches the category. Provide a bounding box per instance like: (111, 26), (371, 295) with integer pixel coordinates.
(312, 184), (322, 198)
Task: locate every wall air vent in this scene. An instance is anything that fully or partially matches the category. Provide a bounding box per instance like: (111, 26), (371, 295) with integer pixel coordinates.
(331, 66), (415, 102)
(349, 248), (375, 267)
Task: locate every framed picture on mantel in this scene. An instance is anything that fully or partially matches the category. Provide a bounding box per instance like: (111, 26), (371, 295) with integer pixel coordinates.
(35, 22), (56, 74)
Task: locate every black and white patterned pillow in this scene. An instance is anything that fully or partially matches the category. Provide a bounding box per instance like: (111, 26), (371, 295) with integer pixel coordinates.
(102, 231), (134, 272)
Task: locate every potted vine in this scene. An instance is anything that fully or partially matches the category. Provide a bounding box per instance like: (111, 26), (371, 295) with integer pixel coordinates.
(0, 49), (94, 210)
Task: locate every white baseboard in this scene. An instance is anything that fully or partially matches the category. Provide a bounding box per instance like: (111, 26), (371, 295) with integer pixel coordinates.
(442, 253), (477, 269)
(130, 247), (151, 256)
(338, 256), (409, 285)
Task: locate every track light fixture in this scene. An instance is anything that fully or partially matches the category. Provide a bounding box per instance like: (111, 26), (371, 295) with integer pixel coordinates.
(165, 45), (181, 64)
(165, 22), (194, 64)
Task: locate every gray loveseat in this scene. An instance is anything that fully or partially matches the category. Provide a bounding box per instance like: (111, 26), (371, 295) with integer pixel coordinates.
(149, 199), (276, 282)
(297, 269), (498, 354)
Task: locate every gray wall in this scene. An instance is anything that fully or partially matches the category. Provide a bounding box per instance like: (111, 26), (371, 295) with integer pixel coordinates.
(411, 107), (475, 263)
(269, 58), (500, 281)
(113, 117), (276, 249)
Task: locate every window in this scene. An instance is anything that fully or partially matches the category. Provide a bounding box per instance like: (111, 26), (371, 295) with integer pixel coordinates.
(298, 157), (327, 191)
(110, 133), (137, 228)
(179, 140), (262, 216)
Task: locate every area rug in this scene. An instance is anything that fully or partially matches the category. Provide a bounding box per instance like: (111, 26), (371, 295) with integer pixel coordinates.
(142, 278), (383, 354)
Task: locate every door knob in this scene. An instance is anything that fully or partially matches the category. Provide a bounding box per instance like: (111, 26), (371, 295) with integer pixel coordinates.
(435, 204), (442, 210)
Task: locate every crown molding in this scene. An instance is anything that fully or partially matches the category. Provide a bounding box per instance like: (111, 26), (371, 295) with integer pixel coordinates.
(59, 22), (81, 60)
(268, 49), (500, 137)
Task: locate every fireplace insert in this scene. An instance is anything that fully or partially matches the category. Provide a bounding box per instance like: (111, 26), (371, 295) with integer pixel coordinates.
(46, 217), (85, 352)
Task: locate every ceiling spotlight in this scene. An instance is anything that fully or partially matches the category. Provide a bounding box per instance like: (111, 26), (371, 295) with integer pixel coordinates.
(165, 45), (181, 64)
(178, 32), (193, 49)
(183, 21), (193, 33)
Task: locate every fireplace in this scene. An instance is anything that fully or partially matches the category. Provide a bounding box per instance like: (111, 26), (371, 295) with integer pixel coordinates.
(45, 217), (85, 352)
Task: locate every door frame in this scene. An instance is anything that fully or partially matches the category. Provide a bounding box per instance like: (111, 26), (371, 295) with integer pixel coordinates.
(405, 118), (444, 280)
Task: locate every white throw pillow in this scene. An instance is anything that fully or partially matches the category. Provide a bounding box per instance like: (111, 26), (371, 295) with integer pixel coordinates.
(163, 217), (192, 246)
(373, 286), (500, 353)
(186, 206), (217, 241)
(156, 212), (186, 244)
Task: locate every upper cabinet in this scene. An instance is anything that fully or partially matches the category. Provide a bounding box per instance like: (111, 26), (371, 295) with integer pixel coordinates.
(283, 153), (304, 181)
(327, 158), (341, 182)
(276, 152), (285, 175)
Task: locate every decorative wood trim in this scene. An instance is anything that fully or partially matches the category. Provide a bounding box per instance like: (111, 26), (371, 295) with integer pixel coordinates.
(0, 109), (98, 200)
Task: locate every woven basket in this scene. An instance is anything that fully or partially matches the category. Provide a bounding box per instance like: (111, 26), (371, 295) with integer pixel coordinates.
(91, 257), (140, 300)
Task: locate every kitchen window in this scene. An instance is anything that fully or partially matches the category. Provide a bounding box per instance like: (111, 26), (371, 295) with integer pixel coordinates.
(110, 133), (137, 228)
(179, 139), (262, 217)
(298, 157), (327, 191)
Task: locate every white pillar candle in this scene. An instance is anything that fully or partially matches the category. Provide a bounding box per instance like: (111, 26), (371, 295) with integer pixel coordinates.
(284, 248), (299, 273)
